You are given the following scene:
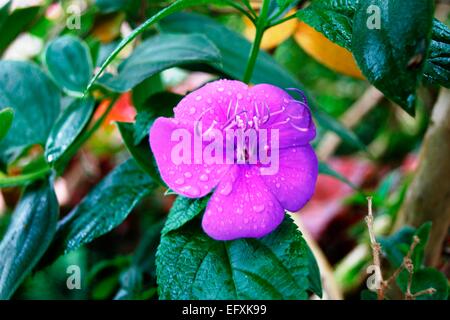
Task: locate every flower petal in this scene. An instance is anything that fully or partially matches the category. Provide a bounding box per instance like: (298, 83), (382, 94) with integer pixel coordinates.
(251, 84), (316, 148)
(260, 145), (318, 212)
(202, 165), (285, 241)
(149, 117), (230, 198)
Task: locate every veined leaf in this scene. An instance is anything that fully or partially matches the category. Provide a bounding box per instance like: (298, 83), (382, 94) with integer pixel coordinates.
(157, 215), (320, 299)
(56, 159), (154, 253)
(162, 196), (210, 235)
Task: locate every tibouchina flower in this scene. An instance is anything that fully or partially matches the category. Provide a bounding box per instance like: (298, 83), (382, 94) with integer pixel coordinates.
(150, 80), (318, 240)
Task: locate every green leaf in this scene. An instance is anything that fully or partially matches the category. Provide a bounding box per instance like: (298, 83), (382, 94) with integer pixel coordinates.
(352, 0), (434, 115)
(117, 122), (163, 186)
(45, 97), (95, 164)
(423, 20), (450, 88)
(97, 33), (221, 92)
(305, 245), (322, 297)
(162, 196), (210, 235)
(0, 177), (59, 299)
(318, 161), (358, 190)
(296, 0), (357, 50)
(86, 0), (228, 92)
(0, 61), (61, 163)
(298, 1), (448, 91)
(157, 215), (319, 299)
(44, 35), (93, 95)
(0, 4), (40, 55)
(397, 268), (448, 300)
(0, 107), (13, 142)
(56, 159), (153, 253)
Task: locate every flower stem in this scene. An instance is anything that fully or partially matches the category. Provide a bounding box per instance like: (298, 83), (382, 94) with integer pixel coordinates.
(242, 0), (270, 84)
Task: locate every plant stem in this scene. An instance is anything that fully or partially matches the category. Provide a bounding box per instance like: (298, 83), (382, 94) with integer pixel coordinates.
(242, 0), (270, 84)
(0, 166), (51, 188)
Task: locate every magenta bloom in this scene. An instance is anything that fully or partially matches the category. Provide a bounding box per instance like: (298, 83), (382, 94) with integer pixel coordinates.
(150, 80), (318, 240)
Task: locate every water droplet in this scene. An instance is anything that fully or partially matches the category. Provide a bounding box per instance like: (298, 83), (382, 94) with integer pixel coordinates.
(244, 218), (249, 224)
(237, 93), (243, 100)
(180, 185), (200, 196)
(196, 95), (202, 101)
(218, 87), (224, 92)
(253, 204), (265, 213)
(276, 183), (280, 188)
(175, 178), (184, 185)
(207, 98), (212, 104)
(200, 174), (209, 182)
(220, 182), (233, 196)
(189, 107), (196, 114)
(218, 206), (223, 212)
(184, 172), (192, 178)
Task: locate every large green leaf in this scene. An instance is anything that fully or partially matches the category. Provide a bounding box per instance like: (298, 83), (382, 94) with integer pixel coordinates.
(86, 0), (228, 92)
(157, 215), (320, 299)
(0, 177), (58, 299)
(161, 196), (210, 235)
(56, 159), (154, 253)
(423, 20), (450, 88)
(97, 33), (221, 92)
(0, 4), (40, 54)
(298, 1), (449, 90)
(0, 61), (61, 163)
(45, 97), (95, 164)
(352, 0), (434, 115)
(44, 36), (93, 94)
(0, 107), (13, 142)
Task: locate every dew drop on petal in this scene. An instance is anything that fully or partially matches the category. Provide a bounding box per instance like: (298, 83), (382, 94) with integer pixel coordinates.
(220, 182), (233, 196)
(184, 172), (192, 178)
(253, 204), (265, 213)
(199, 174), (209, 182)
(244, 218), (249, 224)
(276, 183), (281, 188)
(195, 95), (202, 101)
(175, 178), (184, 185)
(189, 107), (196, 115)
(218, 87), (224, 92)
(218, 206), (223, 213)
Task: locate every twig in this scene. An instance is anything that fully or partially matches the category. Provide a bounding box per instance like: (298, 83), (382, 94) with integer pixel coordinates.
(365, 196), (385, 299)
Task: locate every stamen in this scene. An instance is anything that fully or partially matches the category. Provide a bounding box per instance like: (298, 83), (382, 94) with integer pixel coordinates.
(271, 117), (291, 127)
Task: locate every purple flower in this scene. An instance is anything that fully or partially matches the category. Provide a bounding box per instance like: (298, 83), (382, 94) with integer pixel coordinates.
(150, 80), (318, 240)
